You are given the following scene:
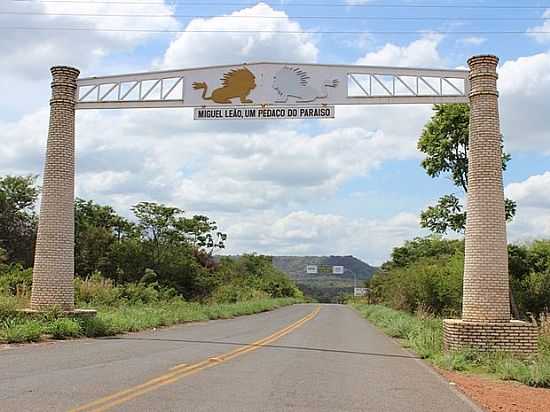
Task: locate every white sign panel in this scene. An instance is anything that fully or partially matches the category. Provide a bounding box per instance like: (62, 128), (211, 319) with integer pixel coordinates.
(354, 288), (369, 297)
(186, 64), (345, 108)
(332, 266), (344, 275)
(194, 105), (334, 121)
(306, 265), (318, 274)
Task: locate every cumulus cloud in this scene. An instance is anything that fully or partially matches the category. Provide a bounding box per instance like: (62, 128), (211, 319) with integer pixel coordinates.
(0, 105), (422, 211)
(356, 33), (445, 67)
(527, 9), (550, 44)
(159, 2), (318, 69)
(506, 172), (550, 210)
(506, 173), (550, 242)
(0, 0), (179, 116)
(0, 0), (179, 80)
(222, 210), (423, 265)
(499, 51), (550, 153)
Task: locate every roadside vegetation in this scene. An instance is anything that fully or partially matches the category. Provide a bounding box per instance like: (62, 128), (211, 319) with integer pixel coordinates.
(366, 236), (550, 320)
(352, 304), (550, 388)
(355, 235), (550, 388)
(351, 104), (550, 388)
(1, 291), (300, 344)
(0, 175), (303, 344)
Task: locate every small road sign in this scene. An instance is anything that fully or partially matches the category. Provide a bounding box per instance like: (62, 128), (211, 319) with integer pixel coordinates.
(306, 265), (318, 274)
(354, 288), (370, 297)
(332, 266), (344, 275)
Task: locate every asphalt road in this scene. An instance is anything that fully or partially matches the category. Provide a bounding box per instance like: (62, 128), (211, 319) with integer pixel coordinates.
(0, 304), (480, 412)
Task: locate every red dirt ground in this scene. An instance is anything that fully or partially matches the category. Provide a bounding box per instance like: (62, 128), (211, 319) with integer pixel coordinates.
(438, 369), (550, 412)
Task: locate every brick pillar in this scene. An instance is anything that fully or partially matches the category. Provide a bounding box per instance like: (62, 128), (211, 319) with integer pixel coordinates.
(30, 67), (79, 312)
(443, 56), (537, 355)
(462, 55), (510, 323)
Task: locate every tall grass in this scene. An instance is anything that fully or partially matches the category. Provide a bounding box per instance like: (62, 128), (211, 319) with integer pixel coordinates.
(352, 304), (550, 388)
(0, 298), (301, 344)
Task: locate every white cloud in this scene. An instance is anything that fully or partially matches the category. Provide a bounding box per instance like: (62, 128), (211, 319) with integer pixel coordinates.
(459, 37), (487, 46)
(0, 0), (179, 117)
(506, 172), (550, 210)
(527, 9), (550, 44)
(505, 173), (550, 243)
(0, 0), (179, 80)
(499, 52), (550, 153)
(159, 2), (318, 69)
(356, 33), (444, 67)
(0, 104), (422, 211)
(222, 210), (423, 265)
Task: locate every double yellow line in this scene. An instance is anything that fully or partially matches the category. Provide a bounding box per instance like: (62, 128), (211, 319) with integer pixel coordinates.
(70, 306), (320, 412)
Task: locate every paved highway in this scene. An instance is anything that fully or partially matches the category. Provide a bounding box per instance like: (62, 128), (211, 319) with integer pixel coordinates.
(0, 304), (480, 411)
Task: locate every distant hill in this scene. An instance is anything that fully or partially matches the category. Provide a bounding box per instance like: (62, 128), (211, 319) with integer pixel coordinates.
(215, 255), (378, 303)
(271, 256), (377, 282)
(271, 256), (378, 303)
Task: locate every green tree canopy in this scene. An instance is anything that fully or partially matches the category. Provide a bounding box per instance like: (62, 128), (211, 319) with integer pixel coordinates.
(418, 104), (516, 234)
(0, 175), (39, 266)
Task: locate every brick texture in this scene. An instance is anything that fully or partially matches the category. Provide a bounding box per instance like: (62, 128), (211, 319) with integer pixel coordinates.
(462, 55), (510, 323)
(444, 55), (538, 354)
(444, 319), (538, 355)
(30, 66), (79, 311)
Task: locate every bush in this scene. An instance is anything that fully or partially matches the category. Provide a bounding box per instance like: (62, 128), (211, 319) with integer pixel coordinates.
(75, 273), (121, 306)
(436, 351), (471, 372)
(0, 264), (33, 296)
(2, 320), (42, 343)
(371, 237), (550, 319)
(210, 284), (269, 304)
(79, 316), (113, 337)
(525, 355), (550, 387)
(75, 272), (181, 307)
(215, 255), (304, 301)
(121, 282), (162, 305)
(407, 320), (443, 359)
(494, 355), (530, 381)
(0, 295), (19, 321)
(44, 318), (82, 339)
(367, 238), (463, 316)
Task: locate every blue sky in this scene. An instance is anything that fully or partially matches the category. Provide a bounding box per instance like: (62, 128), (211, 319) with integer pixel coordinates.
(1, 0), (550, 264)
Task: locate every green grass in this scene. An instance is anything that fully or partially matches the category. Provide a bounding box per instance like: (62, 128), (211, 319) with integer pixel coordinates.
(2, 320), (42, 343)
(0, 297), (301, 344)
(352, 303), (550, 388)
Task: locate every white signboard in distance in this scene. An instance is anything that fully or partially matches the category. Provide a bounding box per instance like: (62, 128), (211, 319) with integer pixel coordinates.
(332, 266), (344, 275)
(354, 288), (369, 297)
(306, 265), (318, 274)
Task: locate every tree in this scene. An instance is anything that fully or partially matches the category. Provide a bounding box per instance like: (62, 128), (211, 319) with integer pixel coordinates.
(418, 104), (516, 234)
(175, 215), (227, 255)
(74, 198), (135, 277)
(131, 202), (181, 271)
(0, 175), (39, 266)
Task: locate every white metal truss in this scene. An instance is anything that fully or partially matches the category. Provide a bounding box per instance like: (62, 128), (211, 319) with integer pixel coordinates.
(77, 73), (186, 110)
(75, 62), (469, 110)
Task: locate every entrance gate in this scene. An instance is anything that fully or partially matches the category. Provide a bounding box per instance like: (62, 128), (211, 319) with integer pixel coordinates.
(30, 55), (537, 353)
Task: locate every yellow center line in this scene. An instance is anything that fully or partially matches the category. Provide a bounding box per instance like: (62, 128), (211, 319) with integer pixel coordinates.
(169, 363), (188, 371)
(69, 306), (320, 412)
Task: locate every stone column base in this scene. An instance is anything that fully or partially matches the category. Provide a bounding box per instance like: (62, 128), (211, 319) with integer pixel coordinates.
(443, 319), (538, 355)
